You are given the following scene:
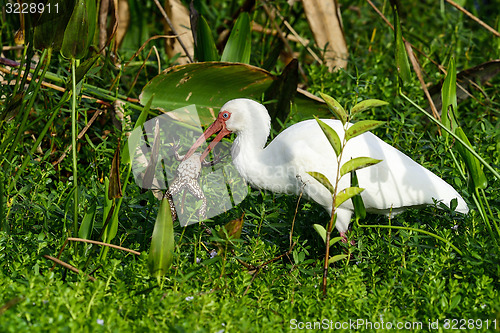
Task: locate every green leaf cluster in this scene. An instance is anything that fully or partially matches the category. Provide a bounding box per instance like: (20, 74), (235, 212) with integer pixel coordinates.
(307, 94), (386, 269)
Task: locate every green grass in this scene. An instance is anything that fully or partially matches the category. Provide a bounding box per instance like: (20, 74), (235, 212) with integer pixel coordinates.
(1, 0), (500, 331)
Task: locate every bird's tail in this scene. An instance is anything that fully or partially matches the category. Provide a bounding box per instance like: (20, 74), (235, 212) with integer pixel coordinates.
(454, 195), (469, 214)
(438, 189), (469, 214)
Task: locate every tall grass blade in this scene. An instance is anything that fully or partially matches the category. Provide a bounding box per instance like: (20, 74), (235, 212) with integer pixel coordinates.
(7, 49), (48, 162)
(0, 170), (5, 231)
(221, 12), (252, 63)
(455, 127), (488, 190)
(194, 15), (219, 62)
(393, 7), (411, 84)
(441, 57), (458, 140)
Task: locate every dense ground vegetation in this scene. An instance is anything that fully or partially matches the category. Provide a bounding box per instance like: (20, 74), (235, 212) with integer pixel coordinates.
(1, 0), (499, 331)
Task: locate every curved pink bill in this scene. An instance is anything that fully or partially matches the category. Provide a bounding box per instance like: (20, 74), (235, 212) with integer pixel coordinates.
(183, 115), (231, 161)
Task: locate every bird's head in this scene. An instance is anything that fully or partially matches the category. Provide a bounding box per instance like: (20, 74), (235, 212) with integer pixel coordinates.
(184, 99), (270, 161)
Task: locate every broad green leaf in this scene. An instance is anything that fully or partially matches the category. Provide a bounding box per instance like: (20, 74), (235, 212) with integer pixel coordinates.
(450, 295), (462, 310)
(103, 209), (119, 245)
(319, 92), (347, 124)
(194, 15), (219, 62)
(148, 198), (175, 280)
(313, 224), (343, 247)
(394, 7), (411, 84)
(307, 171), (334, 194)
(61, 0), (97, 59)
(329, 237), (344, 246)
(140, 62), (331, 126)
(350, 99), (389, 118)
(334, 187), (364, 208)
(441, 57), (458, 141)
(345, 120), (384, 141)
(340, 157), (382, 177)
(34, 0), (75, 51)
(328, 254), (348, 264)
(140, 62), (275, 125)
(315, 117), (341, 156)
(122, 94), (153, 165)
(78, 203), (96, 239)
(351, 170), (366, 221)
(313, 224), (327, 244)
(455, 127), (488, 190)
(221, 12), (251, 64)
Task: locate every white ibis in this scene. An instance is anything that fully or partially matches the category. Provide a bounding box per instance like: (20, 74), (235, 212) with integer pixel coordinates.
(185, 98), (469, 239)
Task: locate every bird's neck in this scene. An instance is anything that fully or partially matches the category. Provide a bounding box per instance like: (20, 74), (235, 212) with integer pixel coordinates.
(230, 130), (292, 193)
(232, 131), (266, 165)
(231, 130), (269, 183)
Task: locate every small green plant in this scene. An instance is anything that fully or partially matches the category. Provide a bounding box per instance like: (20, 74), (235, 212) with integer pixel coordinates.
(307, 93), (387, 296)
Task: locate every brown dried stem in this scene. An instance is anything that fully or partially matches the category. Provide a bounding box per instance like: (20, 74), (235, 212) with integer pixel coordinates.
(66, 237), (141, 255)
(365, 0), (443, 123)
(446, 0), (500, 38)
(44, 255), (97, 282)
(53, 110), (104, 166)
(153, 0), (193, 63)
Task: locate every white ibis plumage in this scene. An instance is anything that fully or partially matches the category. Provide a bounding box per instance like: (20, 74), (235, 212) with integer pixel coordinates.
(185, 98), (469, 239)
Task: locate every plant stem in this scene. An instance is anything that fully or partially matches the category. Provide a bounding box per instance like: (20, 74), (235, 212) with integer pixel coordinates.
(356, 221), (463, 255)
(71, 58), (79, 235)
(480, 188), (500, 241)
(322, 125), (348, 296)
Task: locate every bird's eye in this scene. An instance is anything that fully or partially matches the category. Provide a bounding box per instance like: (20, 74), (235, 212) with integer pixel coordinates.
(221, 111), (230, 119)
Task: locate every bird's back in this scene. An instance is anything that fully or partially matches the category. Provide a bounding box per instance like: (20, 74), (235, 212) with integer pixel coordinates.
(264, 119), (468, 214)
